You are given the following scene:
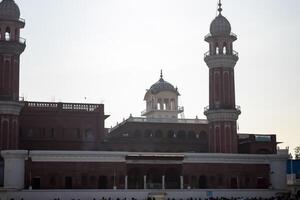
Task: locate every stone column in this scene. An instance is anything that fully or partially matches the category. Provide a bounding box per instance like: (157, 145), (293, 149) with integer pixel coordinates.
(144, 175), (147, 189)
(1, 150), (28, 189)
(162, 175), (165, 190)
(125, 175), (128, 189)
(180, 176), (183, 189)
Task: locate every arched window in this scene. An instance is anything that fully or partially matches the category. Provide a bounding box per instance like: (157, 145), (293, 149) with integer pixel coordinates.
(167, 130), (175, 138)
(155, 130), (162, 138)
(134, 130), (141, 138)
(216, 46), (219, 55)
(177, 130), (186, 139)
(199, 131), (207, 140)
(188, 131), (195, 139)
(144, 129), (152, 138)
(157, 103), (161, 110)
(223, 42), (227, 54)
(198, 175), (207, 189)
(5, 27), (10, 41)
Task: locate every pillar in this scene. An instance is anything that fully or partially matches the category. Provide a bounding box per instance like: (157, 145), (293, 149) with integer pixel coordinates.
(144, 175), (147, 189)
(162, 175), (165, 190)
(125, 175), (128, 189)
(180, 176), (183, 189)
(1, 150), (27, 189)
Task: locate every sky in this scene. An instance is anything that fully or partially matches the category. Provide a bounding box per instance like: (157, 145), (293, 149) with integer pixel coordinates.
(16, 0), (300, 154)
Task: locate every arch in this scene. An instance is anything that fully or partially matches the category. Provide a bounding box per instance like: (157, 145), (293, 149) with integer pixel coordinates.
(144, 129), (152, 138)
(167, 130), (175, 138)
(146, 167), (163, 189)
(216, 46), (219, 55)
(223, 42), (227, 54)
(4, 60), (10, 91)
(215, 42), (219, 54)
(5, 27), (10, 41)
(128, 168), (143, 189)
(199, 131), (207, 140)
(165, 167), (180, 189)
(154, 130), (162, 138)
(198, 175), (207, 189)
(133, 130), (141, 138)
(177, 130), (186, 139)
(98, 175), (108, 189)
(188, 131), (195, 139)
(156, 102), (160, 110)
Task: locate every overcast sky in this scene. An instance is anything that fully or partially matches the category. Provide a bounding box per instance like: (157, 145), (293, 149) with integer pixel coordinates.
(16, 0), (300, 154)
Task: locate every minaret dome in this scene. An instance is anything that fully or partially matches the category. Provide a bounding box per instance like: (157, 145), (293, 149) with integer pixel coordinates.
(0, 0), (20, 20)
(142, 70), (183, 119)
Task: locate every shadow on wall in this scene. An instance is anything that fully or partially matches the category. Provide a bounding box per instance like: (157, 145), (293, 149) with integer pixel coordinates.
(0, 156), (4, 187)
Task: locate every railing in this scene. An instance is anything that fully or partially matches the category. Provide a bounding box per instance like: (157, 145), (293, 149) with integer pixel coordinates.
(204, 105), (241, 112)
(0, 37), (26, 44)
(24, 101), (103, 112)
(204, 32), (237, 39)
(19, 18), (25, 23)
(19, 37), (26, 44)
(204, 50), (238, 59)
(141, 106), (184, 116)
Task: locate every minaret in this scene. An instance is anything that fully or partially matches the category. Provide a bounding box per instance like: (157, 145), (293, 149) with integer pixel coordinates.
(0, 0), (26, 150)
(204, 1), (241, 153)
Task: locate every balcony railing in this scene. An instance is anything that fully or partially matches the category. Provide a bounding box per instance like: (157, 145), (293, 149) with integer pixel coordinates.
(19, 18), (25, 23)
(0, 37), (26, 44)
(204, 32), (237, 40)
(24, 101), (103, 113)
(204, 50), (238, 59)
(204, 105), (241, 112)
(141, 106), (184, 116)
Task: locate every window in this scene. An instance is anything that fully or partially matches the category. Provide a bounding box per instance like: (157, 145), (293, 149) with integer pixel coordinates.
(84, 129), (93, 139)
(167, 130), (175, 138)
(155, 130), (163, 138)
(144, 129), (152, 138)
(177, 131), (186, 139)
(133, 130), (141, 138)
(49, 176), (56, 187)
(5, 27), (10, 41)
(50, 128), (55, 138)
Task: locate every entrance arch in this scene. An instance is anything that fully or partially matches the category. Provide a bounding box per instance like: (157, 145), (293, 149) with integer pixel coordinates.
(147, 167), (163, 189)
(128, 168), (143, 189)
(165, 168), (180, 189)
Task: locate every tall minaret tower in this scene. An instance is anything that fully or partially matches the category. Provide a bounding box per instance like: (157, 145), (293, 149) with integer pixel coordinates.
(204, 1), (241, 153)
(0, 0), (26, 150)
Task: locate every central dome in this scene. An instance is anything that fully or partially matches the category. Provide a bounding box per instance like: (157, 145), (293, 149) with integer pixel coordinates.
(148, 71), (179, 95)
(0, 0), (20, 20)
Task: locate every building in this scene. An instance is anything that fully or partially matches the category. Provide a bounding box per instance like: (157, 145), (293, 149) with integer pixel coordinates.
(0, 0), (289, 199)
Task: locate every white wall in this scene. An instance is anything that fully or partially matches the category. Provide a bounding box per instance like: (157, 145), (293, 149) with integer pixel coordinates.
(0, 189), (287, 200)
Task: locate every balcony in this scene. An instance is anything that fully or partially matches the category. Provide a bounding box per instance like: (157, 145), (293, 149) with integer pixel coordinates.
(0, 37), (26, 54)
(141, 106), (184, 116)
(204, 50), (238, 59)
(23, 101), (104, 113)
(204, 32), (237, 40)
(204, 105), (241, 113)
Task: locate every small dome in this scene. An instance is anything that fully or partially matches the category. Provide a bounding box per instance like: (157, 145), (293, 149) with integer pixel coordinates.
(148, 71), (179, 95)
(0, 0), (20, 20)
(210, 14), (231, 36)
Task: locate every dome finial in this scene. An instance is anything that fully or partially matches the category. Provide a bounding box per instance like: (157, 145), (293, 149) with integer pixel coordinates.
(218, 0), (223, 15)
(160, 69), (163, 80)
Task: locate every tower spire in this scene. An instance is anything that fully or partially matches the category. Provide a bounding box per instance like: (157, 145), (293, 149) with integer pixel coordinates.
(218, 0), (223, 14)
